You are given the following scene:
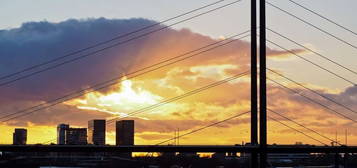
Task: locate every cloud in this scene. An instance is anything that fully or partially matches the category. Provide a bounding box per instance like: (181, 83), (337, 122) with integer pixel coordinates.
(0, 18), (287, 124)
(6, 18), (356, 145)
(0, 18), (301, 103)
(136, 132), (173, 141)
(267, 48), (306, 59)
(3, 102), (111, 127)
(0, 18), (160, 102)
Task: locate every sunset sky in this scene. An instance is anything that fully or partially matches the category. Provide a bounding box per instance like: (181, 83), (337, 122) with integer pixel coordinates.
(0, 0), (356, 146)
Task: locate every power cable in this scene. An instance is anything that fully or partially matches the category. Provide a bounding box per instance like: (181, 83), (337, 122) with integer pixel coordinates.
(268, 115), (328, 146)
(287, 0), (357, 36)
(40, 71), (249, 144)
(0, 0), (243, 87)
(267, 77), (357, 123)
(267, 27), (357, 75)
(266, 39), (356, 85)
(266, 1), (357, 50)
(156, 111), (250, 145)
(268, 108), (342, 146)
(268, 68), (357, 115)
(0, 0), (228, 82)
(0, 32), (250, 122)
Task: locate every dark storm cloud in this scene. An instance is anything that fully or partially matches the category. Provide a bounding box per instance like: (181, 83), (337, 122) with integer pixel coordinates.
(0, 18), (307, 128)
(0, 18), (188, 103)
(267, 83), (357, 122)
(0, 18), (300, 103)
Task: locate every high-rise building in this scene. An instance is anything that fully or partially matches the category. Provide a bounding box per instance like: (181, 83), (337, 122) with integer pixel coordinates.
(88, 119), (106, 145)
(65, 128), (87, 145)
(13, 128), (27, 145)
(116, 120), (134, 146)
(57, 124), (69, 145)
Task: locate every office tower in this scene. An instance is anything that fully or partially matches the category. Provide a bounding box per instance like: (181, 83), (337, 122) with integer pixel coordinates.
(13, 128), (27, 145)
(88, 119), (106, 145)
(65, 128), (87, 145)
(57, 124), (69, 145)
(116, 120), (134, 146)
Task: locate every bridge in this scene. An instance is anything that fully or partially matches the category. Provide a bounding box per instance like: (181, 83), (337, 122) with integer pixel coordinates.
(0, 0), (356, 167)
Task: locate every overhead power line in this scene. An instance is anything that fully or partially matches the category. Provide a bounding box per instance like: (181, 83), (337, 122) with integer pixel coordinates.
(1, 31), (249, 121)
(268, 68), (357, 116)
(0, 33), (250, 122)
(268, 108), (341, 146)
(267, 77), (357, 123)
(0, 31), (249, 120)
(266, 39), (356, 85)
(0, 32), (249, 121)
(268, 115), (328, 146)
(266, 1), (357, 50)
(287, 0), (357, 36)
(267, 27), (357, 76)
(156, 111), (250, 145)
(0, 0), (227, 82)
(105, 71), (250, 125)
(41, 71), (250, 144)
(0, 0), (243, 87)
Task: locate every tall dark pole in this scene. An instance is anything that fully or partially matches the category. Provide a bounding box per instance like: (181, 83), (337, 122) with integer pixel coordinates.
(259, 0), (267, 167)
(251, 0), (258, 167)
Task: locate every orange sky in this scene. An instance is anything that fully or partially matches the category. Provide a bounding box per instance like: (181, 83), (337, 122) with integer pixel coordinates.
(0, 25), (356, 146)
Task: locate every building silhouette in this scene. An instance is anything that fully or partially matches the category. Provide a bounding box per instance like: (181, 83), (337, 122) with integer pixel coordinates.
(116, 120), (134, 146)
(88, 119), (106, 145)
(57, 124), (69, 145)
(13, 128), (27, 145)
(65, 128), (87, 145)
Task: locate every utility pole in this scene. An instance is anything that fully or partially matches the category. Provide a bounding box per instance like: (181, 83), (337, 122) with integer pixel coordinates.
(251, 0), (258, 167)
(259, 0), (267, 167)
(345, 129), (347, 146)
(178, 128), (180, 145)
(174, 130), (177, 145)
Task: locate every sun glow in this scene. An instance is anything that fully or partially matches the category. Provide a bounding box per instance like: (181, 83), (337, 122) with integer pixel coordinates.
(100, 79), (159, 106)
(68, 77), (162, 117)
